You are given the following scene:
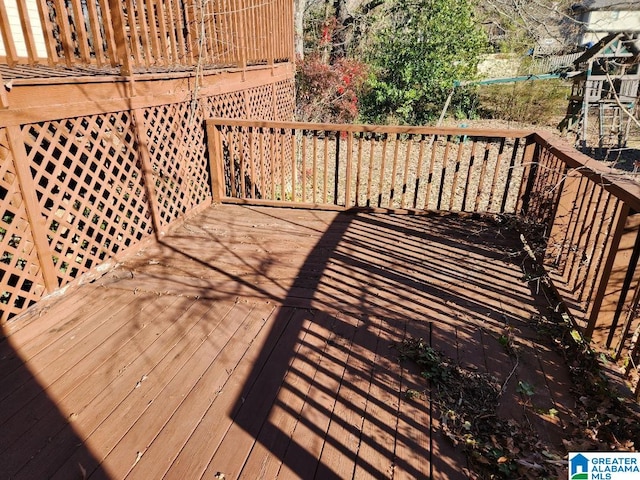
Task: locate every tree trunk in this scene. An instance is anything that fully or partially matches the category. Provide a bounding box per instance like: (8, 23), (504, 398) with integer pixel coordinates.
(294, 0), (305, 58)
(330, 0), (348, 62)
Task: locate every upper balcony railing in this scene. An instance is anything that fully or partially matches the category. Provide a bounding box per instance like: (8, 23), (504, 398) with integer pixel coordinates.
(0, 0), (293, 73)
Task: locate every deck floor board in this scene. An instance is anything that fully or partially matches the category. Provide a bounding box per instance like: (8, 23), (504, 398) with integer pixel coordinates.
(0, 204), (579, 479)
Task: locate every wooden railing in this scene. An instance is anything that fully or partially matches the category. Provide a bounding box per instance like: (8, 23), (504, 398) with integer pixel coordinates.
(206, 119), (640, 395)
(206, 119), (534, 213)
(0, 0), (293, 72)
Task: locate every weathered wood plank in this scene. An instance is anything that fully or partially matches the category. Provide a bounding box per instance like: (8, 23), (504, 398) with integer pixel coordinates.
(10, 295), (195, 479)
(0, 205), (578, 480)
(237, 309), (327, 478)
(352, 315), (404, 479)
(88, 299), (260, 479)
(161, 306), (297, 479)
(49, 295), (242, 480)
(274, 311), (358, 478)
(124, 300), (277, 479)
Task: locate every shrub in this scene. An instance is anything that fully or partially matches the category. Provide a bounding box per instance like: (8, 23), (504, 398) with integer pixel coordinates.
(358, 0), (488, 125)
(295, 54), (368, 124)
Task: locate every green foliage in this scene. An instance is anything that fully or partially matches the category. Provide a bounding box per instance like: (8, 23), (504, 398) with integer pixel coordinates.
(359, 0), (488, 125)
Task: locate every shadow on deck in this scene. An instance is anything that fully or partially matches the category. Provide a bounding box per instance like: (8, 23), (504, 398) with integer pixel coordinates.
(0, 204), (575, 479)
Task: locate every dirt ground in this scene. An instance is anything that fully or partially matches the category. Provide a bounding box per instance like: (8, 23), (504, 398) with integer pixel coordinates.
(441, 115), (640, 175)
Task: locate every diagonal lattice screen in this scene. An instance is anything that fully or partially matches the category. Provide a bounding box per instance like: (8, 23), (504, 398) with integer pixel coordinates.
(142, 101), (211, 227)
(275, 79), (295, 121)
(22, 113), (154, 287)
(1, 79), (295, 322)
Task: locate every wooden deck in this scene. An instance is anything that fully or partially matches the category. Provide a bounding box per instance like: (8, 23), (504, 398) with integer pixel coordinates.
(0, 204), (575, 479)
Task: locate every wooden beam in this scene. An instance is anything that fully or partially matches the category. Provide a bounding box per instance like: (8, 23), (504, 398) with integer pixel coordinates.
(206, 121), (226, 202)
(0, 64), (294, 126)
(132, 109), (165, 237)
(4, 126), (58, 292)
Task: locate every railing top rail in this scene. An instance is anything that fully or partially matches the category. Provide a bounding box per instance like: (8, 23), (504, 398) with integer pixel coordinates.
(532, 132), (640, 212)
(206, 118), (533, 138)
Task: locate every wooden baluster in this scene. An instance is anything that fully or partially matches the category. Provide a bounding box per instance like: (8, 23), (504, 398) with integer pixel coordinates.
(0, 0), (19, 66)
(36, 0), (59, 65)
(16, 0), (39, 64)
(107, 0), (133, 75)
(53, 0), (75, 66)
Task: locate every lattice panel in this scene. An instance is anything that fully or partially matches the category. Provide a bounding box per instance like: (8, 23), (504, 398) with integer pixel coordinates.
(0, 139), (46, 322)
(205, 90), (248, 119)
(23, 113), (153, 287)
(143, 101), (211, 226)
(275, 79), (295, 121)
(247, 85), (275, 120)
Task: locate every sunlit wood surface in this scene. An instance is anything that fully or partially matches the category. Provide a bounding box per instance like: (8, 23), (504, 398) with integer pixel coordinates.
(0, 204), (574, 479)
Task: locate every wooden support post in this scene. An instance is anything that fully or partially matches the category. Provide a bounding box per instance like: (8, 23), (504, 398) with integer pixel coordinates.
(4, 126), (58, 292)
(0, 73), (9, 109)
(132, 109), (164, 237)
(206, 121), (226, 203)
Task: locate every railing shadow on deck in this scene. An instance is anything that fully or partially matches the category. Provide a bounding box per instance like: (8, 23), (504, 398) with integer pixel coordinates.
(206, 119), (640, 399)
(0, 324), (110, 479)
(142, 204), (568, 478)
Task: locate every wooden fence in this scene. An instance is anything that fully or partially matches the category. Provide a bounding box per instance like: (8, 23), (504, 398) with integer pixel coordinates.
(0, 0), (293, 71)
(206, 119), (640, 394)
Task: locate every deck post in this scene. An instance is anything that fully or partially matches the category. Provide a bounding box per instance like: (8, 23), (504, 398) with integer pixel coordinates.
(0, 73), (8, 109)
(4, 126), (58, 292)
(206, 121), (226, 203)
(132, 109), (165, 237)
